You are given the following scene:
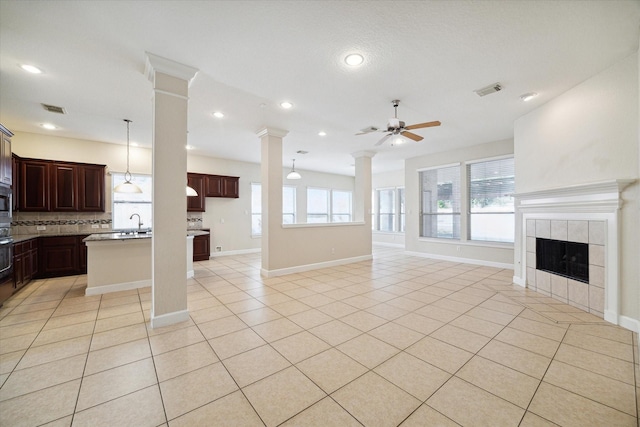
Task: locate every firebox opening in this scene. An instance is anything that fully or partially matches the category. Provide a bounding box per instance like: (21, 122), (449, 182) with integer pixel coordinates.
(536, 238), (589, 283)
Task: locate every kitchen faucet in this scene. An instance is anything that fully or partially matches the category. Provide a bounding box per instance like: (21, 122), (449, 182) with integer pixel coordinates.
(130, 213), (143, 231)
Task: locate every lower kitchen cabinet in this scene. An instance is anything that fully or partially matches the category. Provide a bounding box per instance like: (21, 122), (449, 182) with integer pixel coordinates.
(14, 238), (38, 290)
(38, 235), (88, 278)
(193, 229), (210, 261)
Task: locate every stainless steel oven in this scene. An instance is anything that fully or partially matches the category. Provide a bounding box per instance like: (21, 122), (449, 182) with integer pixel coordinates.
(0, 184), (11, 222)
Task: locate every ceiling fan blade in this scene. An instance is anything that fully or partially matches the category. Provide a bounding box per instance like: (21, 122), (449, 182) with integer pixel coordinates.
(404, 120), (441, 130)
(375, 134), (392, 146)
(401, 131), (424, 142)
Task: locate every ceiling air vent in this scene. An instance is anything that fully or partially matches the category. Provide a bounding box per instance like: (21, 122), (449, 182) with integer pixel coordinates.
(296, 150), (309, 155)
(41, 103), (66, 114)
(474, 83), (502, 97)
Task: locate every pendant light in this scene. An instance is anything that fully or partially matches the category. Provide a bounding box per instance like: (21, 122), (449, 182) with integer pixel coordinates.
(286, 159), (301, 180)
(114, 119), (142, 193)
(186, 185), (198, 196)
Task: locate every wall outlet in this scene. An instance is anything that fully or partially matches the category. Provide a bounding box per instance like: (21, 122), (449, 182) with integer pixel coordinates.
(36, 225), (46, 231)
(331, 248), (335, 254)
(101, 224), (110, 229)
(215, 246), (222, 252)
(220, 218), (225, 224)
(91, 224), (100, 229)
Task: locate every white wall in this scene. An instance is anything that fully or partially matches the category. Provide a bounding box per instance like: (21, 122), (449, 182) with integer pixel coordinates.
(514, 52), (639, 320)
(372, 169), (405, 247)
(404, 139), (515, 267)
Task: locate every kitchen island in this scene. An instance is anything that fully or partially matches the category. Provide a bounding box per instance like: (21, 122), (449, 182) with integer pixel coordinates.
(83, 230), (209, 296)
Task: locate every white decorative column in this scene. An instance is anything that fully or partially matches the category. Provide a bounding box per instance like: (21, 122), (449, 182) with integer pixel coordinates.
(257, 127), (288, 274)
(145, 53), (198, 328)
(352, 151), (375, 224)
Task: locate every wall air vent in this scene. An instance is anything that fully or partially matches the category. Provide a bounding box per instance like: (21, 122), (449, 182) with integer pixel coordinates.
(474, 83), (502, 97)
(41, 103), (66, 114)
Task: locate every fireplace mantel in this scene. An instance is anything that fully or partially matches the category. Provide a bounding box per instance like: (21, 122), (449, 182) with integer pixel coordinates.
(514, 179), (635, 212)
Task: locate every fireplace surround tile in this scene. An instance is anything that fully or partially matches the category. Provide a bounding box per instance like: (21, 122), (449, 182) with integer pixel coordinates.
(567, 280), (589, 309)
(589, 265), (605, 288)
(589, 245), (605, 267)
(535, 220), (550, 238)
(526, 220), (536, 237)
(550, 220), (568, 241)
(550, 276), (568, 303)
(567, 221), (589, 243)
(588, 221), (605, 245)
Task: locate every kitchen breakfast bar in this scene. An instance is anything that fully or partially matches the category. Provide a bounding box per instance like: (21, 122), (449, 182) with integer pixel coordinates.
(82, 229), (209, 296)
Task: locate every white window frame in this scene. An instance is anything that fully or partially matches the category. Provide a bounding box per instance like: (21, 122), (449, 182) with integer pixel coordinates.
(251, 183), (298, 236)
(419, 163), (461, 240)
(466, 156), (515, 243)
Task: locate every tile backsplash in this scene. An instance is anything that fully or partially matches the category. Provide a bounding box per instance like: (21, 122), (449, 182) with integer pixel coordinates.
(12, 212), (204, 235)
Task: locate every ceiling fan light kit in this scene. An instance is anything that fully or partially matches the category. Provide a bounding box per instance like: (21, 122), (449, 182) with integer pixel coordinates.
(356, 100), (441, 147)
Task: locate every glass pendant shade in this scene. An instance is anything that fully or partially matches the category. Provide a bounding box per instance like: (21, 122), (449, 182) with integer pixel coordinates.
(114, 119), (142, 193)
(286, 159), (301, 180)
(186, 185), (198, 196)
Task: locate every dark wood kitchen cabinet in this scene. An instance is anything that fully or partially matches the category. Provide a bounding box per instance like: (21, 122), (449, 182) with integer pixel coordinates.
(51, 163), (78, 211)
(13, 238), (38, 290)
(15, 156), (106, 212)
(20, 159), (51, 211)
(38, 235), (88, 278)
(187, 173), (206, 212)
(192, 229), (210, 261)
(205, 175), (239, 198)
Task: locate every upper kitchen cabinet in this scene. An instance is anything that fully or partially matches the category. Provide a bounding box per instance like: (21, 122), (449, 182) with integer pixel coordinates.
(0, 124), (12, 186)
(205, 175), (239, 198)
(20, 159), (50, 211)
(187, 173), (206, 212)
(16, 156), (106, 212)
(78, 165), (105, 211)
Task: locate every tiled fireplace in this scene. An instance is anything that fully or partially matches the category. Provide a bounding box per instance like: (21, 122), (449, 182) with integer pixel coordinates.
(514, 180), (634, 327)
(525, 218), (605, 317)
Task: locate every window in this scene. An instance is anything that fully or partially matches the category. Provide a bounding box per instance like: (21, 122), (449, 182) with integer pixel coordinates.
(331, 190), (352, 222)
(251, 183), (298, 236)
(468, 157), (514, 242)
(307, 188), (329, 223)
(398, 188), (405, 232)
(377, 189), (395, 232)
(283, 185), (297, 224)
(112, 173), (152, 230)
(251, 183), (262, 236)
(420, 165), (461, 239)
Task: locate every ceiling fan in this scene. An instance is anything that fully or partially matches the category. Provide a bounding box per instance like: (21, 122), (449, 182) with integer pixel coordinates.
(357, 100), (441, 146)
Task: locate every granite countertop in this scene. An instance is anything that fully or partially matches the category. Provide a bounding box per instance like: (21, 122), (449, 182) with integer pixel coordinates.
(83, 229), (209, 242)
(14, 229), (209, 243)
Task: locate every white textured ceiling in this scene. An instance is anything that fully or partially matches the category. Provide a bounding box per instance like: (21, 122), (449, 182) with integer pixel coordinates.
(1, 1), (638, 175)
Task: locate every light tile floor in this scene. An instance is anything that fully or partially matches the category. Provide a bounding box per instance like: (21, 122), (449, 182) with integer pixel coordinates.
(0, 246), (638, 426)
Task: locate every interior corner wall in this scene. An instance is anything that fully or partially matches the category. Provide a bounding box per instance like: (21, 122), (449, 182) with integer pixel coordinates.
(404, 139), (514, 266)
(514, 51), (640, 320)
(372, 169), (406, 247)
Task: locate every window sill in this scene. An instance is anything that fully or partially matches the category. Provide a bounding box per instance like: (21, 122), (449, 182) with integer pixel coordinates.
(282, 222), (366, 229)
(417, 237), (513, 249)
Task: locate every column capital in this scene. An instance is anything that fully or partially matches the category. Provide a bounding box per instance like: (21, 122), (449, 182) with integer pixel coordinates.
(351, 150), (377, 159)
(145, 52), (199, 85)
(256, 127), (289, 139)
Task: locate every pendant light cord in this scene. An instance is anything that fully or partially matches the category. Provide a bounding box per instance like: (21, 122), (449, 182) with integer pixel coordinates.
(124, 119), (132, 182)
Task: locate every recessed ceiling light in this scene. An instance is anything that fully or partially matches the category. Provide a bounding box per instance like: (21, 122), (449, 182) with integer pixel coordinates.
(318, 131), (326, 136)
(185, 145), (194, 150)
(20, 64), (42, 74)
(344, 53), (364, 67)
(212, 111), (224, 118)
(280, 101), (293, 109)
(41, 123), (56, 130)
(520, 92), (538, 102)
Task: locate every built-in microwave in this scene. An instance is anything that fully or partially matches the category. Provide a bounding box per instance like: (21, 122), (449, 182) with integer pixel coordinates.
(0, 184), (11, 224)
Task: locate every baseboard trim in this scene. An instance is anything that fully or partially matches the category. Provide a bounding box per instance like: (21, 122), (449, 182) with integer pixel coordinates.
(618, 315), (640, 333)
(404, 251), (513, 270)
(261, 254), (373, 278)
(512, 276), (526, 287)
(150, 309), (190, 329)
(85, 279), (151, 296)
